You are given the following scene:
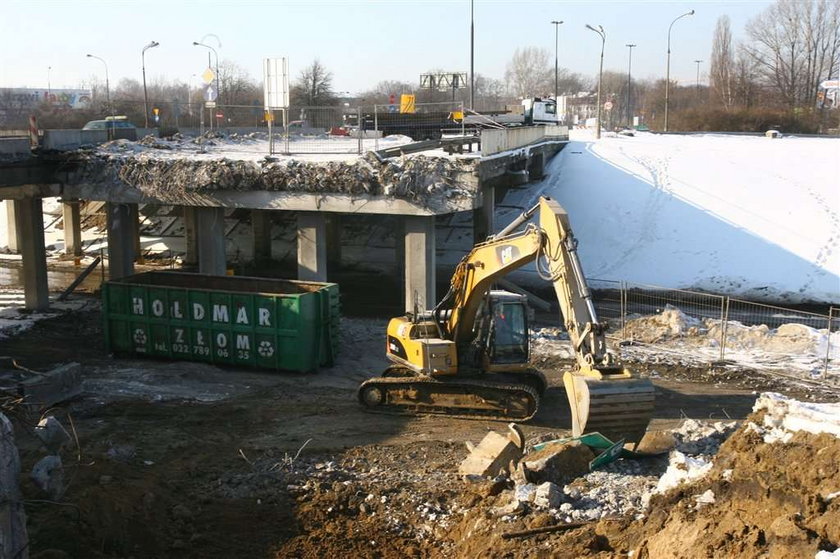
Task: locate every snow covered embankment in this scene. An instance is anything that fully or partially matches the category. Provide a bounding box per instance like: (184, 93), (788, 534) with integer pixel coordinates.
(523, 131), (840, 304)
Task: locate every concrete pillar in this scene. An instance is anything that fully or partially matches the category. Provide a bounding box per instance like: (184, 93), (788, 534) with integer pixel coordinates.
(473, 183), (495, 242)
(196, 207), (227, 275)
(183, 206), (198, 266)
(326, 214), (342, 272)
(106, 202), (135, 280)
(14, 198), (49, 310)
(62, 201), (82, 257)
(297, 212), (327, 282)
(5, 200), (21, 253)
(127, 203), (143, 264)
(404, 215), (436, 312)
(252, 209), (273, 262)
(527, 152), (545, 182)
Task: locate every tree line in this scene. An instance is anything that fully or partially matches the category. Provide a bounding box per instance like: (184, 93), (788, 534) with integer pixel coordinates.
(6, 0), (837, 133)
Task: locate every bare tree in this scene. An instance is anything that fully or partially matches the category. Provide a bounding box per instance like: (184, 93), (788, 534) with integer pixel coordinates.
(504, 47), (553, 99)
(733, 46), (761, 108)
(357, 80), (417, 105)
(291, 59), (336, 106)
(217, 60), (260, 106)
(710, 15), (735, 109)
(745, 0), (840, 109)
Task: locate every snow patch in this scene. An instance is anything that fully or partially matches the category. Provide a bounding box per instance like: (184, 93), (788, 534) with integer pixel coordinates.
(753, 392), (840, 440)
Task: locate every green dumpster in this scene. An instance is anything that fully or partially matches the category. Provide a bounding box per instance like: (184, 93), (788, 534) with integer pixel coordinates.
(102, 271), (339, 373)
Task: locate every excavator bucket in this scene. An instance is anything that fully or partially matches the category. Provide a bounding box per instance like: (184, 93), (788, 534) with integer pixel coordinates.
(563, 370), (655, 448)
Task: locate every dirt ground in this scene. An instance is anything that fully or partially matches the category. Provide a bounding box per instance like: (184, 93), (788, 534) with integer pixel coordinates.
(1, 297), (836, 558)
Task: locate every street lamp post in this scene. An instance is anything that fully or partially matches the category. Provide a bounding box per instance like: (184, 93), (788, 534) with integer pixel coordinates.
(551, 20), (564, 102)
(193, 41), (220, 129)
(47, 66), (52, 98)
(585, 24), (606, 139)
(665, 9), (694, 132)
(694, 59), (703, 90)
(141, 40), (159, 128)
(626, 44), (636, 129)
(470, 0), (474, 110)
(86, 54), (111, 115)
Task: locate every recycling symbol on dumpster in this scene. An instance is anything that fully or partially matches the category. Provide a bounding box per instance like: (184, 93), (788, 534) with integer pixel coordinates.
(133, 328), (147, 345)
(258, 340), (275, 358)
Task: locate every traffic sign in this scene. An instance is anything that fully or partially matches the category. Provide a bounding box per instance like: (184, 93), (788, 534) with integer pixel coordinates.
(202, 67), (215, 85)
(205, 101), (216, 108)
(203, 84), (218, 102)
(820, 79), (840, 89)
(604, 101), (613, 111)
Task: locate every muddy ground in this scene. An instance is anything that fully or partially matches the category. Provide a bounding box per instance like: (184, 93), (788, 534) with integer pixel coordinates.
(1, 296), (836, 558)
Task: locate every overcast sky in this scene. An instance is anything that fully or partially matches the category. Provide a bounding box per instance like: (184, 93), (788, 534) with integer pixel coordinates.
(2, 0), (774, 94)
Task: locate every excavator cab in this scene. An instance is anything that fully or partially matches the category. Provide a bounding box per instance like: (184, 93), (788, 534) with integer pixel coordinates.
(485, 291), (529, 366)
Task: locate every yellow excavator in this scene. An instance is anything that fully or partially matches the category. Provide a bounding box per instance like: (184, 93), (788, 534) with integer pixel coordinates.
(358, 197), (655, 445)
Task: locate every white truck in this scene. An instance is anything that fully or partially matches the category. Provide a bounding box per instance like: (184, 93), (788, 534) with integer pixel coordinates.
(464, 97), (560, 128)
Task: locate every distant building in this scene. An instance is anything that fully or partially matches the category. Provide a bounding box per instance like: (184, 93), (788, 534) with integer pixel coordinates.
(559, 93), (597, 126)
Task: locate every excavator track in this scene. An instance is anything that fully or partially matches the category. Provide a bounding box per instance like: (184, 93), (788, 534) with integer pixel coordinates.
(357, 372), (540, 422)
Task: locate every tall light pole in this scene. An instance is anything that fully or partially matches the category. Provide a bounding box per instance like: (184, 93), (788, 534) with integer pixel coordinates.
(626, 44), (636, 128)
(552, 20), (564, 102)
(86, 54), (111, 115)
(585, 24), (606, 139)
(47, 66), (52, 98)
(470, 0), (474, 110)
(193, 41), (220, 127)
(694, 59), (703, 90)
(665, 9), (694, 132)
(142, 40), (159, 128)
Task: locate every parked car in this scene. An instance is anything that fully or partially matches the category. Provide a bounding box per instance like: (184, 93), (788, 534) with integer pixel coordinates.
(82, 116), (137, 140)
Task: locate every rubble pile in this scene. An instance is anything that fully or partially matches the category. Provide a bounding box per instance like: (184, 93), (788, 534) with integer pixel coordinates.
(68, 134), (477, 205)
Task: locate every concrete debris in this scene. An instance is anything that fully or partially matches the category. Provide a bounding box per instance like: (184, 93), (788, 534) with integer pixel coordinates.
(459, 424), (525, 478)
(521, 441), (594, 485)
(1, 413), (28, 559)
(533, 481), (563, 509)
(0, 362), (82, 411)
(34, 416), (71, 454)
(31, 455), (64, 500)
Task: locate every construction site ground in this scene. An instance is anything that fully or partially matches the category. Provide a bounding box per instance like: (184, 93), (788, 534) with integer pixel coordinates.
(3, 292), (838, 558)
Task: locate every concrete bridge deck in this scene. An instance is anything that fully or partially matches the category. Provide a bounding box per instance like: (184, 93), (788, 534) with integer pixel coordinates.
(0, 128), (566, 311)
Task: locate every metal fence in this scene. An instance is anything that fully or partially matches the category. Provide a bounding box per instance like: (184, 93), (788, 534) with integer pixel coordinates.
(367, 101), (466, 150)
(591, 280), (839, 382)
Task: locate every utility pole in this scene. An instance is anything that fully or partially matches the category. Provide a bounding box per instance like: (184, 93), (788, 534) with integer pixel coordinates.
(552, 20), (564, 103)
(694, 59), (703, 90)
(142, 40), (160, 129)
(626, 44), (636, 129)
(470, 0), (474, 110)
(585, 24), (606, 139)
(665, 9), (694, 132)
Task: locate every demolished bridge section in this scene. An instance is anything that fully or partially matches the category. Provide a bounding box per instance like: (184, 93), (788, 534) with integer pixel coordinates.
(61, 137), (481, 214)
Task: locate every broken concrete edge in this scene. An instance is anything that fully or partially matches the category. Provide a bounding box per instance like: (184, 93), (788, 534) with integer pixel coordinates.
(55, 151), (481, 214)
(63, 183), (481, 216)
